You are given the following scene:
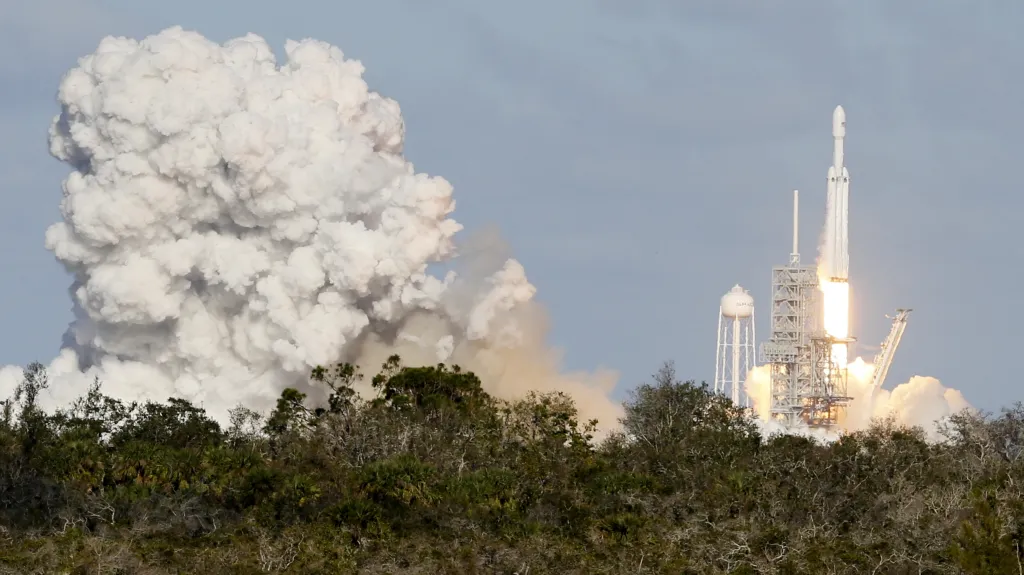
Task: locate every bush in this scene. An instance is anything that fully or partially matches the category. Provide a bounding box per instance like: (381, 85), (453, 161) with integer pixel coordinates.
(0, 359), (1018, 574)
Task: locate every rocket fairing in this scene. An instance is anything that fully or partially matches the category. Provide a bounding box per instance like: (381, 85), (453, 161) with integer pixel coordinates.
(824, 105), (849, 281)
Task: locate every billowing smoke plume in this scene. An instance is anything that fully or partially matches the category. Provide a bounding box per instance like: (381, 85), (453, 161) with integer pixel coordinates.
(0, 27), (621, 430)
(744, 360), (971, 441)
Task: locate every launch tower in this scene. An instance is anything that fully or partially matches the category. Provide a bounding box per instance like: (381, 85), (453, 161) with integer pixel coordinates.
(759, 189), (852, 429)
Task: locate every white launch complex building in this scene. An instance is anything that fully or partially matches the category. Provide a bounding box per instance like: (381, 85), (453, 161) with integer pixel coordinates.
(716, 106), (912, 429)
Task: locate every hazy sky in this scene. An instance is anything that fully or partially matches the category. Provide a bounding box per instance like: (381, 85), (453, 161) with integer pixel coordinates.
(1, 0), (1021, 412)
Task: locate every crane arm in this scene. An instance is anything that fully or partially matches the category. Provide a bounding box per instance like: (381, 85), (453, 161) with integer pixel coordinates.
(871, 309), (911, 390)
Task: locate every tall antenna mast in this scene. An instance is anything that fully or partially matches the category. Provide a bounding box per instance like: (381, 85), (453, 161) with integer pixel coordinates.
(790, 189), (800, 265)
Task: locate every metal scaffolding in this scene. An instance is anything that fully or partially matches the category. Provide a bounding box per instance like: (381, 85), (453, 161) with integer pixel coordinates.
(759, 262), (852, 429)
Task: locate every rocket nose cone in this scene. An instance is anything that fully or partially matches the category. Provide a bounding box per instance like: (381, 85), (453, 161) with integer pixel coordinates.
(833, 105), (846, 135)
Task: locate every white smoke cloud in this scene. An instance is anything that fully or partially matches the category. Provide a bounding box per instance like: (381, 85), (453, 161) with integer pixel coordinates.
(0, 26), (622, 431)
(844, 361), (971, 440)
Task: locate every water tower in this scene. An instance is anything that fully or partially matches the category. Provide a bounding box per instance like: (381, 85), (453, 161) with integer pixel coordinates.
(715, 285), (756, 407)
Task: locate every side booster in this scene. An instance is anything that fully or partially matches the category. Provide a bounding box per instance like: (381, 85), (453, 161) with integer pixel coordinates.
(824, 105), (849, 282)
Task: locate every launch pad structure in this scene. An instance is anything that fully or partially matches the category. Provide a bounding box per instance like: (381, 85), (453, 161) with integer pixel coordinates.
(759, 190), (853, 429)
(712, 105), (913, 431)
(756, 105), (856, 430)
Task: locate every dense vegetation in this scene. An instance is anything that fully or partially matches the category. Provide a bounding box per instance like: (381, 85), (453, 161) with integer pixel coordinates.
(0, 357), (1021, 574)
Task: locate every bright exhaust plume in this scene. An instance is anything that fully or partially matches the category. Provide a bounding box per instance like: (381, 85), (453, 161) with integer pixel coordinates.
(821, 279), (849, 367)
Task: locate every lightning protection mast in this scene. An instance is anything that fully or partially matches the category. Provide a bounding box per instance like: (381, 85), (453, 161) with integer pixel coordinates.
(760, 190), (821, 427)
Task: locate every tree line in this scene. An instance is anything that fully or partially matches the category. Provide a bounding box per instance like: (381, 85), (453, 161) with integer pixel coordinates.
(0, 357), (1021, 574)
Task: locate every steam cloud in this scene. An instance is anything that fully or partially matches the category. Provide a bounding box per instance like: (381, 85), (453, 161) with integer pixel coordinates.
(0, 27), (621, 430)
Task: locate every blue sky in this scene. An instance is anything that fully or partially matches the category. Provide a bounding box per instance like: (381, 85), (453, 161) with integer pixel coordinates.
(1, 0), (1021, 412)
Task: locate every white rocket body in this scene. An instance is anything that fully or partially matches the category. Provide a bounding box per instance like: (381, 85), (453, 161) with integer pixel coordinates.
(824, 105), (849, 281)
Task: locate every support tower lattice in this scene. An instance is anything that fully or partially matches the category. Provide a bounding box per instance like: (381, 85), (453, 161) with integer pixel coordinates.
(758, 190), (852, 429)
